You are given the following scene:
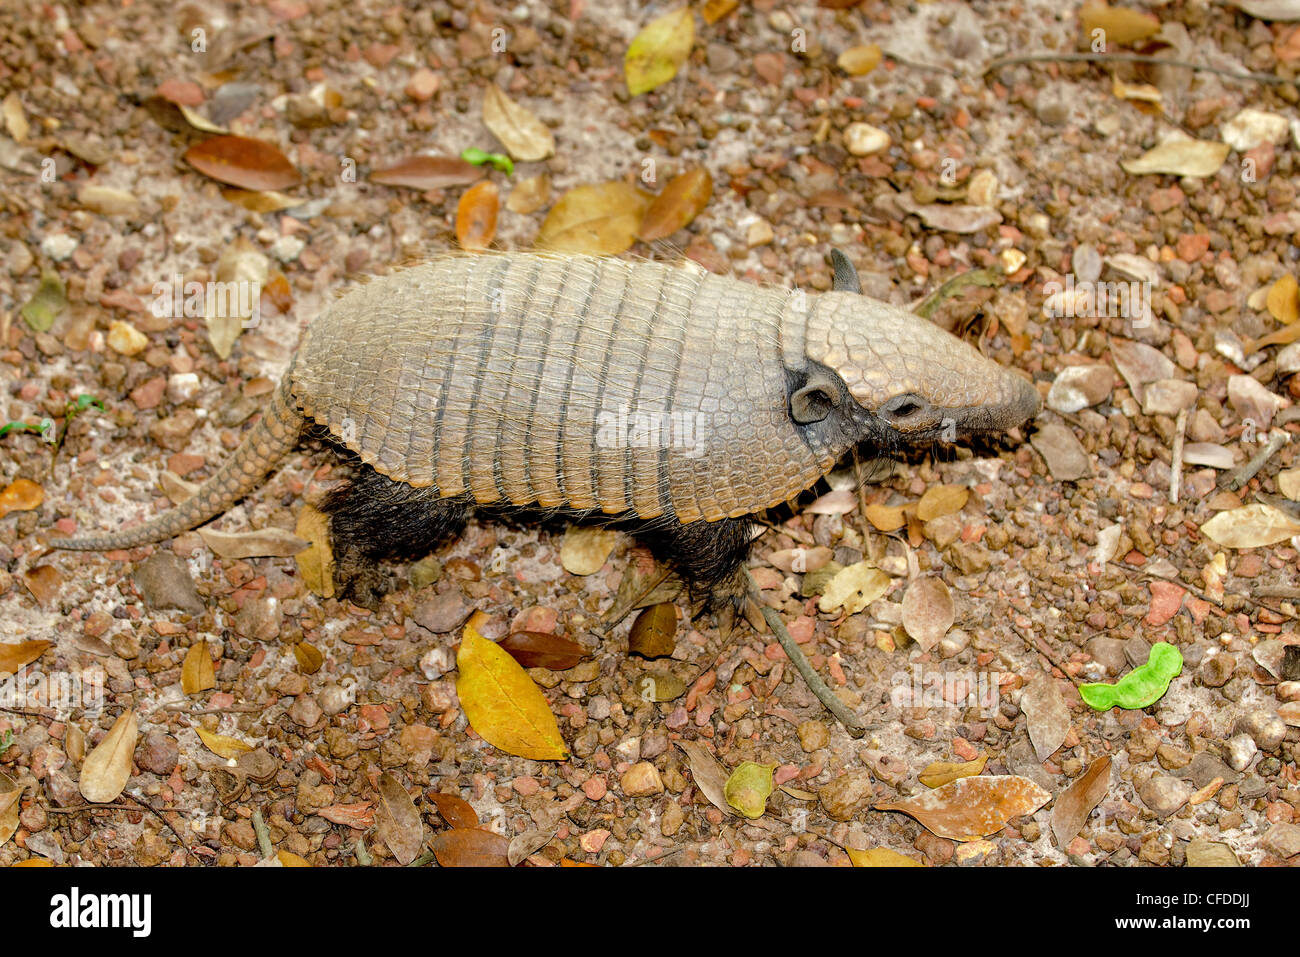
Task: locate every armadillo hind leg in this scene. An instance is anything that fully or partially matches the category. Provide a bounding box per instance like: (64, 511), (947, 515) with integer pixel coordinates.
(50, 377), (304, 552)
(317, 459), (468, 607)
(634, 515), (757, 614)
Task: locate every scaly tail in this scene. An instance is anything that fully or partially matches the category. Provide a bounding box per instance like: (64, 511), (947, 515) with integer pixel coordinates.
(51, 377), (304, 551)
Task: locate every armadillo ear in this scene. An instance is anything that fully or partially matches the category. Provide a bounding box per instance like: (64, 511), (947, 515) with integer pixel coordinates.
(791, 372), (842, 424)
(830, 248), (862, 294)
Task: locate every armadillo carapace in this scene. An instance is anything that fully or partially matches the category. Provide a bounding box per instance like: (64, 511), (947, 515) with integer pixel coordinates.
(53, 250), (1040, 601)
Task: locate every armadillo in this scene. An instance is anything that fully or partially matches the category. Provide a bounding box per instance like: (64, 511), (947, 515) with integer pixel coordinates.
(51, 250), (1039, 600)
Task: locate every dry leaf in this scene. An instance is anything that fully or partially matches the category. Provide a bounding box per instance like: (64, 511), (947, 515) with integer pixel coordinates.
(560, 526), (619, 576)
(701, 0), (739, 24)
(1200, 504), (1300, 548)
(819, 562), (890, 615)
(293, 642), (324, 674)
(426, 791), (479, 829)
(181, 641), (215, 695)
(456, 621), (568, 760)
(370, 156), (483, 190)
(22, 566), (62, 606)
(1230, 0), (1300, 18)
(1079, 0), (1161, 45)
(79, 710), (138, 804)
(901, 576), (954, 651)
(1266, 275), (1299, 324)
(375, 772), (423, 865)
(1051, 755), (1112, 848)
(864, 502), (908, 532)
(432, 828), (511, 867)
(294, 503), (335, 599)
(625, 7), (695, 96)
(220, 188), (303, 213)
(628, 603), (677, 658)
(1120, 135), (1230, 177)
(919, 755), (988, 788)
(508, 826), (557, 866)
(846, 846), (924, 867)
(497, 632), (588, 670)
(198, 526), (309, 558)
(506, 174), (551, 214)
(536, 181), (650, 255)
(1277, 467), (1300, 501)
(207, 237), (268, 359)
(196, 727), (253, 759)
(916, 484), (968, 520)
(3, 92), (28, 142)
(0, 778), (20, 850)
(604, 546), (683, 625)
(837, 43), (882, 76)
(805, 489), (858, 515)
(638, 167), (713, 241)
(724, 762), (775, 819)
(0, 639), (51, 675)
(875, 775), (1051, 841)
(1021, 674), (1070, 762)
(456, 180), (499, 251)
(482, 85), (555, 162)
(676, 740), (736, 816)
(184, 135), (301, 190)
(20, 270), (67, 332)
(276, 850), (311, 866)
(316, 803), (374, 828)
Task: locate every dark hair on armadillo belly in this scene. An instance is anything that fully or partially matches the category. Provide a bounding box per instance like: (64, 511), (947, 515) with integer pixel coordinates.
(316, 446), (756, 610)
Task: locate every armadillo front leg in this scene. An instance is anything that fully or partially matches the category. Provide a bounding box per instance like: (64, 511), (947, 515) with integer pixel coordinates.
(634, 516), (756, 609)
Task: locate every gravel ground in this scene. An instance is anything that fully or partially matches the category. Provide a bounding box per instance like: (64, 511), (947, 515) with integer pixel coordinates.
(1, 0), (1299, 867)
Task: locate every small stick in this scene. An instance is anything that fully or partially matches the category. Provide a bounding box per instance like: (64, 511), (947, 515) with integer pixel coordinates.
(1223, 430), (1290, 491)
(1011, 622), (1083, 688)
(124, 791), (204, 865)
(1170, 409), (1187, 505)
(747, 572), (867, 737)
(982, 51), (1289, 85)
(251, 807), (274, 858)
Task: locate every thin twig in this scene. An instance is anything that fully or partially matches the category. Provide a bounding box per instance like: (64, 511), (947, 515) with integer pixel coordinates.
(1170, 409), (1187, 505)
(1010, 622), (1083, 688)
(982, 51), (1288, 85)
(252, 807), (273, 858)
(747, 572), (867, 737)
(123, 791), (204, 865)
(1223, 430), (1290, 491)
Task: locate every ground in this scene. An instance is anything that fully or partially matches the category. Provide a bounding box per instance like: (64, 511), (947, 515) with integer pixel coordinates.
(0, 0), (1298, 868)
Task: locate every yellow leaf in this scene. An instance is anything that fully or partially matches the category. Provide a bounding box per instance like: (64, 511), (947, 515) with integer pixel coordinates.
(456, 621), (568, 760)
(724, 762), (775, 819)
(1120, 136), (1229, 178)
(1079, 0), (1160, 46)
(482, 85), (555, 162)
(79, 710), (138, 804)
(818, 562), (890, 616)
(181, 641), (215, 695)
(276, 850), (311, 867)
(846, 847), (925, 867)
(837, 43), (882, 76)
(864, 502), (908, 532)
(0, 639), (51, 676)
(293, 642), (324, 674)
(919, 755), (988, 788)
(0, 478), (43, 519)
(294, 503), (334, 599)
(12, 858), (53, 866)
(535, 182), (650, 255)
(1266, 275), (1299, 324)
(1200, 504), (1300, 548)
(196, 727), (254, 759)
(916, 484), (969, 520)
(625, 7), (695, 96)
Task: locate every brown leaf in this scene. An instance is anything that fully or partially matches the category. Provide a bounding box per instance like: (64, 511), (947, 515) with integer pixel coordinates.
(316, 803), (375, 829)
(432, 827), (511, 866)
(370, 155), (484, 190)
(1021, 674), (1070, 762)
(0, 770), (20, 850)
(535, 182), (650, 255)
(900, 575), (954, 651)
(293, 642), (324, 674)
(919, 755), (988, 789)
(505, 174), (551, 215)
(507, 826), (557, 866)
(603, 547), (683, 626)
(676, 741), (736, 817)
(181, 641), (215, 695)
(1051, 755), (1112, 848)
(1079, 0), (1161, 46)
(184, 135), (301, 190)
(375, 772), (424, 865)
(916, 484), (969, 520)
(864, 502), (908, 532)
(628, 603), (677, 659)
(294, 504), (335, 599)
(0, 478), (43, 519)
(875, 774), (1051, 841)
(700, 0), (739, 23)
(0, 639), (51, 675)
(220, 188), (303, 213)
(456, 181), (499, 251)
(497, 632), (588, 670)
(22, 566), (63, 607)
(638, 168), (713, 241)
(79, 710), (138, 804)
(426, 791), (479, 829)
(198, 526), (309, 559)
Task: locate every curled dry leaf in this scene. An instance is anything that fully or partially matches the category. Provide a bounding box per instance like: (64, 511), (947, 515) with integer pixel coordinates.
(79, 710), (138, 804)
(0, 639), (51, 675)
(901, 575), (954, 651)
(638, 167), (713, 242)
(625, 7), (695, 96)
(316, 803), (375, 829)
(1020, 674), (1070, 762)
(196, 727), (254, 759)
(426, 791), (480, 829)
(375, 772), (423, 865)
(628, 603), (677, 659)
(1051, 755), (1112, 848)
(497, 631), (588, 671)
(199, 526), (309, 559)
(875, 774), (1051, 841)
(183, 135), (302, 190)
(536, 181), (650, 255)
(433, 828), (511, 867)
(560, 526), (619, 576)
(604, 546), (683, 625)
(181, 641), (215, 695)
(819, 562), (890, 615)
(456, 180), (499, 251)
(676, 740), (736, 817)
(1120, 135), (1230, 178)
(294, 503), (335, 599)
(919, 755), (987, 789)
(370, 155), (483, 190)
(456, 620), (568, 760)
(1200, 504), (1300, 548)
(482, 84), (555, 162)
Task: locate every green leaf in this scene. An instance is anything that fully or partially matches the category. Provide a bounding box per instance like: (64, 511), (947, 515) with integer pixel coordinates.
(1079, 641), (1183, 710)
(625, 8), (695, 96)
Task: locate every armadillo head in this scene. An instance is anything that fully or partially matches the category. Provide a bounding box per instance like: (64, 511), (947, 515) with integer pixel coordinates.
(786, 270), (1039, 453)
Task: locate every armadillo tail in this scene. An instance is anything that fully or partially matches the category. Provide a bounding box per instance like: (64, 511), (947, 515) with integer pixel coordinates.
(51, 378), (304, 552)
